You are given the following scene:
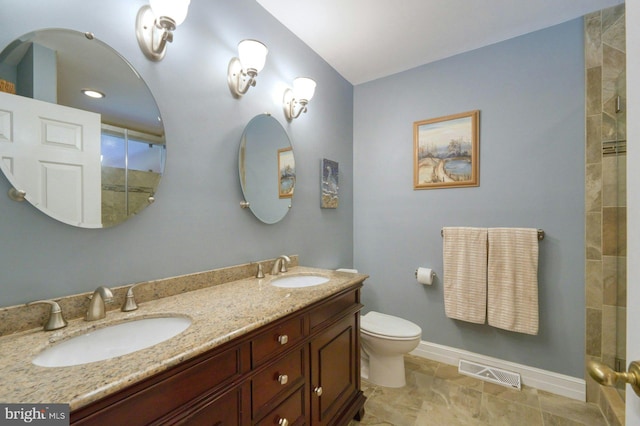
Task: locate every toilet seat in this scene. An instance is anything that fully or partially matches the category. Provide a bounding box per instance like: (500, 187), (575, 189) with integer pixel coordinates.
(361, 311), (421, 340)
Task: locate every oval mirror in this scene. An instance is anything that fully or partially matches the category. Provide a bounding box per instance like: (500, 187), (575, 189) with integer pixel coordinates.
(0, 29), (165, 228)
(239, 114), (294, 224)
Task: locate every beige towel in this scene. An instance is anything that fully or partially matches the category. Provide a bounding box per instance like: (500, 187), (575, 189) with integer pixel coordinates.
(487, 228), (539, 335)
(442, 227), (488, 324)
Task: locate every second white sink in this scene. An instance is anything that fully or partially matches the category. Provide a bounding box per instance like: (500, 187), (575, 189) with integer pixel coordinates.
(271, 274), (330, 288)
(33, 316), (192, 368)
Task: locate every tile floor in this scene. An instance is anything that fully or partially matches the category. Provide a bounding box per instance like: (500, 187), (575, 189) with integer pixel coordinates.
(349, 355), (608, 426)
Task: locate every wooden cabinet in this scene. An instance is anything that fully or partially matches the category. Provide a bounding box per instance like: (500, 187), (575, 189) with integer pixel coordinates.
(70, 283), (365, 426)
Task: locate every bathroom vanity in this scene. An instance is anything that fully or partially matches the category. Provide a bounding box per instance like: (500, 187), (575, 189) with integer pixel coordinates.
(0, 264), (366, 426)
(71, 286), (364, 425)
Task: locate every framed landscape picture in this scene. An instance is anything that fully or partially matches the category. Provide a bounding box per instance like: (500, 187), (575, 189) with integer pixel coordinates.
(278, 147), (295, 198)
(413, 110), (479, 190)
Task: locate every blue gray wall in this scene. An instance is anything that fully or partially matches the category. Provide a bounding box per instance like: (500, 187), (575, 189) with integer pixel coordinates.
(0, 0), (354, 306)
(1, 1), (587, 380)
(353, 20), (586, 378)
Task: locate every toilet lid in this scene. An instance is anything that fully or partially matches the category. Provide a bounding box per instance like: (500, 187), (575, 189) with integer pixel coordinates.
(361, 311), (422, 339)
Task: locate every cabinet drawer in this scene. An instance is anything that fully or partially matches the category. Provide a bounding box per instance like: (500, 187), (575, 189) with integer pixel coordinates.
(309, 290), (359, 330)
(252, 316), (305, 367)
(173, 386), (243, 426)
(252, 347), (306, 417)
(255, 386), (306, 426)
(71, 346), (244, 426)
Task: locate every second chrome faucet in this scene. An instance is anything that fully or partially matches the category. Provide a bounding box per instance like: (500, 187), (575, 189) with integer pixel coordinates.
(271, 255), (291, 275)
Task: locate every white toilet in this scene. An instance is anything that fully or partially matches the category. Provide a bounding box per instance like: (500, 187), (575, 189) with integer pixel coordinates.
(360, 311), (422, 388)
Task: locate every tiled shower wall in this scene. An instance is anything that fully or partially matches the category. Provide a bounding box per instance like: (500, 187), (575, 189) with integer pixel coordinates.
(584, 3), (626, 422)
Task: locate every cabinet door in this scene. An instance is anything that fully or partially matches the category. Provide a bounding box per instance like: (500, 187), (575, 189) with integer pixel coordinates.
(309, 313), (357, 426)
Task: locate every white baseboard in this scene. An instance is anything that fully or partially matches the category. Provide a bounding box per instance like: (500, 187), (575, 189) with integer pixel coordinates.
(410, 340), (586, 401)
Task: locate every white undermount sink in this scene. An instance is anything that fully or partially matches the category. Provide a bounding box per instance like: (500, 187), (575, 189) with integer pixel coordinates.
(32, 316), (192, 368)
(271, 274), (330, 288)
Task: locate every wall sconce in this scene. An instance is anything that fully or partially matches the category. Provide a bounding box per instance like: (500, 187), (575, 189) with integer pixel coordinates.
(227, 39), (268, 97)
(135, 0), (191, 61)
(283, 77), (316, 120)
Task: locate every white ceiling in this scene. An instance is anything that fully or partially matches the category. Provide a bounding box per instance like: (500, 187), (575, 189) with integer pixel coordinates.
(256, 0), (624, 85)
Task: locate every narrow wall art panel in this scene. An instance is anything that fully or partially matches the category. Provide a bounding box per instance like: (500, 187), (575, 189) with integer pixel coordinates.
(321, 158), (339, 208)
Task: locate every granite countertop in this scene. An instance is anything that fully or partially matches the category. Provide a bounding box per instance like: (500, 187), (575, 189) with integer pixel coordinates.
(0, 266), (367, 410)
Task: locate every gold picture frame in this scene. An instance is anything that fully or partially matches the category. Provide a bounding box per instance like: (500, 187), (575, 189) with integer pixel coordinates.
(278, 147), (295, 198)
(413, 110), (479, 189)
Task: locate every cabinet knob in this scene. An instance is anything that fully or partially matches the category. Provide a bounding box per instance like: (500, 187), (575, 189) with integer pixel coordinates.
(277, 334), (289, 345)
(313, 386), (323, 397)
(277, 374), (288, 385)
(278, 418), (289, 426)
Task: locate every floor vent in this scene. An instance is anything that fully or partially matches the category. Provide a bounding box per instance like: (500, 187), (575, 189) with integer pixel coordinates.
(458, 359), (521, 390)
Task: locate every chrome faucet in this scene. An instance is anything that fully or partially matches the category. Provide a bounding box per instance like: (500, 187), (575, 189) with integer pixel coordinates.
(271, 255), (291, 275)
(27, 300), (68, 331)
(86, 286), (113, 321)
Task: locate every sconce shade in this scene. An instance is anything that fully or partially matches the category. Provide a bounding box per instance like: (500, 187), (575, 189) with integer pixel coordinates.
(150, 0), (191, 26)
(227, 39), (268, 97)
(293, 77), (316, 101)
(237, 39), (268, 73)
(283, 77), (317, 120)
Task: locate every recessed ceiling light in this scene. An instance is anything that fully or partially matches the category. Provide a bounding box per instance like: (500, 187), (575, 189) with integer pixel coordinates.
(82, 89), (105, 99)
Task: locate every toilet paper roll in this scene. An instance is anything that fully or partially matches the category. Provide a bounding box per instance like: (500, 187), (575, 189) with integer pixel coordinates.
(415, 267), (435, 285)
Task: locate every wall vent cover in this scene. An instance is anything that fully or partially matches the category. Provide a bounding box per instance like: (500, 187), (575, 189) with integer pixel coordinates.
(458, 359), (521, 390)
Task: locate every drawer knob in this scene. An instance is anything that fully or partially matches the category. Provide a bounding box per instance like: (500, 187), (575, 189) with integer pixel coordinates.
(277, 374), (289, 385)
(277, 334), (289, 345)
(313, 386), (323, 397)
(278, 418), (289, 426)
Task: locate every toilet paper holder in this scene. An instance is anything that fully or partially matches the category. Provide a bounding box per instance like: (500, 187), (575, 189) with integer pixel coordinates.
(415, 269), (436, 278)
(415, 267), (436, 285)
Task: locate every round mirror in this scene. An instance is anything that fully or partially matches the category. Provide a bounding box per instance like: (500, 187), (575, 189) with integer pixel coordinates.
(239, 114), (294, 224)
(0, 29), (165, 228)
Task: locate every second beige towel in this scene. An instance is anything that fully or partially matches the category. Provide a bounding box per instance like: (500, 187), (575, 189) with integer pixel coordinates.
(487, 228), (539, 335)
(443, 227), (488, 324)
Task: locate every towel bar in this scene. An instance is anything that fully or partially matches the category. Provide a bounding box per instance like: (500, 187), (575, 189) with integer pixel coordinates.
(440, 228), (545, 241)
